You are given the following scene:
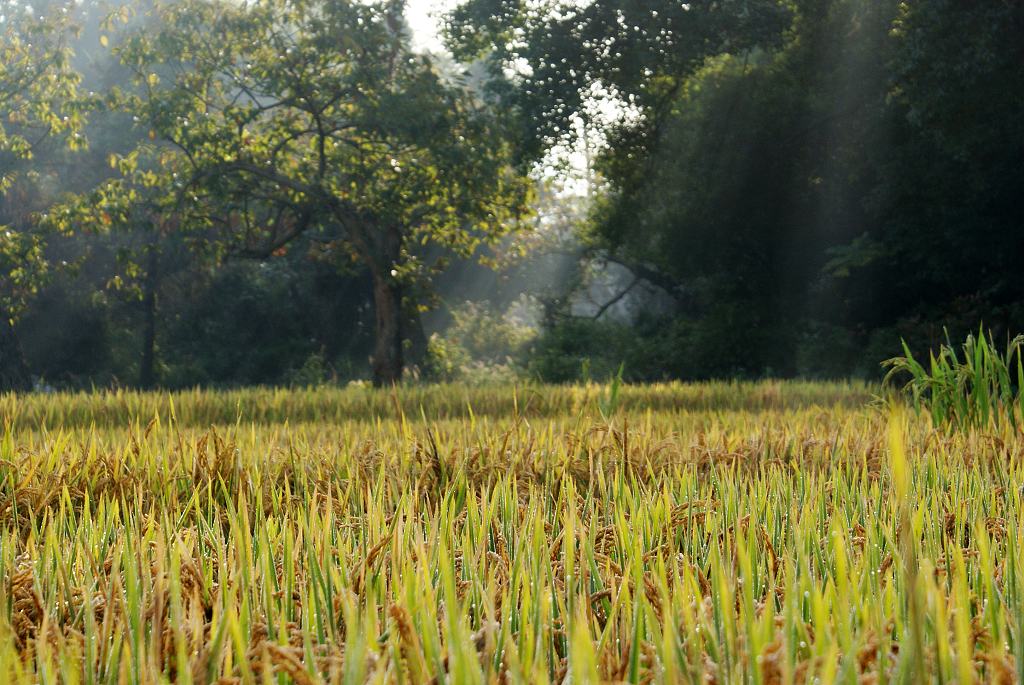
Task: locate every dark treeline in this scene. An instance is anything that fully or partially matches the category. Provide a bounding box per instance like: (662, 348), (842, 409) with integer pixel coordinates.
(0, 0), (1021, 389)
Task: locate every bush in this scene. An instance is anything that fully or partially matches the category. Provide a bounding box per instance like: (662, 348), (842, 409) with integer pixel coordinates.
(285, 351), (331, 388)
(423, 301), (534, 383)
(527, 314), (780, 383)
(526, 319), (634, 383)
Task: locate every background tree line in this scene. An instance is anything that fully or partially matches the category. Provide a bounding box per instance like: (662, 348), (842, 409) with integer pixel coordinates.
(1, 0), (1021, 389)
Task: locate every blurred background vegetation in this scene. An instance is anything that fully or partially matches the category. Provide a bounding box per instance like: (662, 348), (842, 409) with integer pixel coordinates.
(1, 0), (1021, 389)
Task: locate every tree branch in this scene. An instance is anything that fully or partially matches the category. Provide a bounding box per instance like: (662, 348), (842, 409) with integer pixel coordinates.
(592, 274), (640, 320)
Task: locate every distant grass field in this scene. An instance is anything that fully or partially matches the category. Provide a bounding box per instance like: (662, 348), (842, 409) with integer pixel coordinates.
(0, 381), (1021, 683)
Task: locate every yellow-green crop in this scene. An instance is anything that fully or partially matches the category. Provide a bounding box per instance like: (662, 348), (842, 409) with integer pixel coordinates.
(0, 380), (1020, 684)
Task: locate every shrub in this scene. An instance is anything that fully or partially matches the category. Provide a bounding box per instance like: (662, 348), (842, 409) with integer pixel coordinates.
(423, 301), (534, 383)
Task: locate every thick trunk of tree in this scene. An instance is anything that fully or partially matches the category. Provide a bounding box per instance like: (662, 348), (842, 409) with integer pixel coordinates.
(139, 250), (158, 388)
(371, 269), (404, 386)
(0, 315), (31, 392)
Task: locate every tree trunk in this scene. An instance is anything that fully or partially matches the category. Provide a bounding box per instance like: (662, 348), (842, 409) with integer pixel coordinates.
(0, 315), (31, 392)
(139, 249), (159, 388)
(371, 269), (404, 386)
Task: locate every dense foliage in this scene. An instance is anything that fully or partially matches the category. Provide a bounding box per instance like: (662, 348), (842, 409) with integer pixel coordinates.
(0, 0), (85, 389)
(0, 0), (1020, 388)
(449, 0), (1024, 380)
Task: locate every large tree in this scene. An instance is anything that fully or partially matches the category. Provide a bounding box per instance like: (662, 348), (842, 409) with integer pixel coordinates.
(0, 1), (84, 390)
(446, 0), (792, 168)
(582, 0), (901, 375)
(110, 0), (531, 385)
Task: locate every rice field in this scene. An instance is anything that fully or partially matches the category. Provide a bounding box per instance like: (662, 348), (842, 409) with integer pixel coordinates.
(0, 380), (1022, 684)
